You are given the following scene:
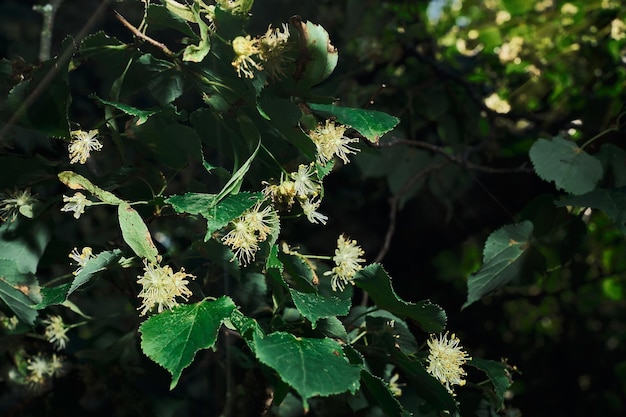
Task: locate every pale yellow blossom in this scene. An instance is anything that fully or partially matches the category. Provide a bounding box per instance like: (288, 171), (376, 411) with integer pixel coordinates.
(325, 234), (366, 291)
(611, 19), (626, 41)
(69, 247), (96, 276)
(0, 188), (37, 222)
(300, 198), (328, 225)
(290, 163), (319, 198)
(43, 315), (69, 350)
(484, 93), (512, 114)
(61, 192), (92, 219)
(426, 332), (471, 395)
(68, 129), (102, 164)
(232, 35), (263, 78)
(309, 119), (359, 164)
(136, 260), (195, 316)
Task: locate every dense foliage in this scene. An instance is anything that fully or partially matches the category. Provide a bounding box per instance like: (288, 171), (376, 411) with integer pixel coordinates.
(1, 1), (625, 416)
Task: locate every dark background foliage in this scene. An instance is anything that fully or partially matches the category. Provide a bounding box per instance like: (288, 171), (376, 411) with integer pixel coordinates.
(1, 0), (626, 416)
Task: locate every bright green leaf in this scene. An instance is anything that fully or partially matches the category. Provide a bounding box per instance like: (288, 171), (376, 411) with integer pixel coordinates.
(166, 193), (218, 215)
(203, 192), (264, 238)
(118, 203), (159, 264)
(468, 358), (513, 410)
(92, 95), (157, 125)
(278, 252), (318, 293)
(529, 137), (603, 195)
(68, 249), (123, 296)
(35, 283), (72, 310)
(289, 289), (351, 328)
(463, 221), (534, 309)
(291, 17), (338, 88)
(140, 296), (236, 389)
(146, 4), (198, 38)
(308, 103), (400, 143)
(353, 264), (446, 333)
(555, 188), (626, 234)
(253, 331), (362, 408)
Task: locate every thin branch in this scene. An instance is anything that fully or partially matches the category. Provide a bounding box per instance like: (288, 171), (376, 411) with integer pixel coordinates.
(33, 0), (64, 62)
(114, 10), (176, 58)
(380, 138), (535, 174)
(361, 161), (450, 307)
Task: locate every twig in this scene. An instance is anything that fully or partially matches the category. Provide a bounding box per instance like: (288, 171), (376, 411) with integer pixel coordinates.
(361, 161), (450, 307)
(114, 10), (176, 58)
(0, 0), (112, 142)
(33, 0), (64, 62)
(380, 138), (534, 174)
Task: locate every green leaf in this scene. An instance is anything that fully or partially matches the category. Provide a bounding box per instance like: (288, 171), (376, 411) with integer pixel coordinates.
(139, 296), (236, 389)
(308, 103), (400, 143)
(146, 4), (198, 39)
(555, 188), (626, 234)
(35, 283), (72, 309)
(58, 171), (123, 205)
(468, 358), (513, 410)
(597, 143), (626, 187)
(166, 193), (218, 215)
(252, 331), (362, 408)
(353, 264), (446, 333)
(203, 192), (264, 238)
(463, 221), (534, 309)
(118, 203), (159, 264)
(278, 252), (318, 293)
(529, 137), (603, 195)
(182, 2), (211, 62)
(360, 370), (411, 417)
(392, 349), (458, 413)
(0, 259), (39, 325)
(68, 249), (123, 296)
(92, 95), (157, 125)
(0, 220), (50, 274)
(289, 289), (351, 328)
(291, 17), (338, 88)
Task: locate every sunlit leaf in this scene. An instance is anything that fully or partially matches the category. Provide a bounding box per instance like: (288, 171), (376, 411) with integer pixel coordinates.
(92, 95), (157, 125)
(289, 288), (351, 328)
(35, 283), (72, 309)
(291, 17), (338, 88)
(118, 203), (159, 264)
(308, 103), (400, 143)
(529, 137), (602, 195)
(463, 221), (534, 309)
(354, 264), (446, 332)
(58, 171), (123, 205)
(253, 331), (362, 409)
(140, 297), (236, 389)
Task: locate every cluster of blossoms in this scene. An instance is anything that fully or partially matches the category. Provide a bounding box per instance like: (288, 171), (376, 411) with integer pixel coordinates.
(308, 119), (360, 165)
(222, 201), (278, 265)
(136, 260), (196, 316)
(264, 163), (328, 225)
(0, 188), (37, 222)
(231, 23), (291, 78)
(9, 352), (66, 392)
(484, 92), (512, 114)
(324, 234), (366, 291)
(43, 315), (69, 350)
(68, 129), (102, 164)
(426, 332), (471, 395)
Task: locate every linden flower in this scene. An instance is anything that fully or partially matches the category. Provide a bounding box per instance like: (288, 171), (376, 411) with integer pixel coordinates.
(232, 35), (263, 78)
(222, 202), (278, 265)
(309, 119), (360, 165)
(325, 234), (365, 291)
(69, 247), (96, 275)
(43, 315), (69, 350)
(68, 129), (102, 164)
(263, 176), (297, 210)
(0, 188), (37, 222)
(61, 192), (92, 219)
(300, 198), (328, 225)
(259, 23), (292, 77)
(426, 332), (471, 395)
(136, 260), (195, 316)
(611, 19), (626, 41)
(497, 36), (524, 63)
(484, 93), (511, 114)
(290, 163), (319, 198)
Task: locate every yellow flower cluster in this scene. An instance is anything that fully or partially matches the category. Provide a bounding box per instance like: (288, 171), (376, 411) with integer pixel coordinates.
(68, 129), (102, 164)
(426, 332), (471, 395)
(308, 119), (360, 165)
(137, 261), (196, 316)
(222, 201), (278, 265)
(324, 234), (366, 291)
(231, 24), (291, 78)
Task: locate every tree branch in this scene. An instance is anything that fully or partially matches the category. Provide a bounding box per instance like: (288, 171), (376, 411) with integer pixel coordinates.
(114, 10), (176, 58)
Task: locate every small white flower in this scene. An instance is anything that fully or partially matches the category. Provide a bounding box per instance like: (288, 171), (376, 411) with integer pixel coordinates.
(61, 192), (92, 219)
(69, 247), (96, 276)
(290, 163), (319, 198)
(325, 234), (365, 291)
(222, 202), (279, 265)
(0, 188), (37, 222)
(309, 120), (360, 164)
(68, 129), (102, 164)
(426, 332), (471, 395)
(300, 198), (328, 225)
(136, 260), (195, 316)
(43, 315), (69, 350)
(484, 93), (512, 114)
(232, 35), (263, 78)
